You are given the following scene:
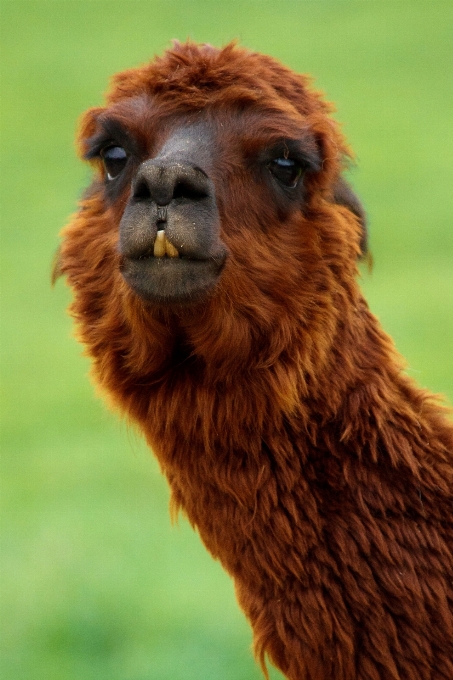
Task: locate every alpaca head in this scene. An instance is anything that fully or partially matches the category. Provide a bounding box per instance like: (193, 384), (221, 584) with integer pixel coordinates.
(58, 42), (365, 309)
(56, 42), (369, 397)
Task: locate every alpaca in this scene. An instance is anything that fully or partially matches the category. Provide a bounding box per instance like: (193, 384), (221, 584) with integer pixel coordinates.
(55, 42), (453, 680)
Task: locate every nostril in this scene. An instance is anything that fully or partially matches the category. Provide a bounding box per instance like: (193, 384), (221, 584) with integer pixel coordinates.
(133, 180), (152, 201)
(132, 162), (211, 205)
(172, 181), (208, 201)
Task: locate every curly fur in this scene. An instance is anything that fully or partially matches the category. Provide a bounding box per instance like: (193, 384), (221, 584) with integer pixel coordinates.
(56, 42), (453, 679)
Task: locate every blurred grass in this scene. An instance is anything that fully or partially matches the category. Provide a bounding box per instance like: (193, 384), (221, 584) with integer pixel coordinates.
(1, 2), (452, 679)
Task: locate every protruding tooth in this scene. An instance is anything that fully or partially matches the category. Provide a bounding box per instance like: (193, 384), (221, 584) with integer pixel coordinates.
(165, 238), (179, 258)
(154, 230), (166, 258)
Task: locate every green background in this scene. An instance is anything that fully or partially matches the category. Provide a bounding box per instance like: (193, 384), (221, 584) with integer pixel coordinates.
(2, 2), (452, 679)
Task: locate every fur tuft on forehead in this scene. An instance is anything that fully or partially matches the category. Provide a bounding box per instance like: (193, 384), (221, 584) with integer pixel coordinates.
(106, 41), (331, 117)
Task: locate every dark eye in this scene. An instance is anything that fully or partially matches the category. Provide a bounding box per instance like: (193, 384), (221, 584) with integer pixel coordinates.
(101, 146), (128, 180)
(268, 158), (303, 188)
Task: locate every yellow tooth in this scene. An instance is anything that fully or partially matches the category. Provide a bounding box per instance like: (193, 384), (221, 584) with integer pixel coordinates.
(154, 230), (166, 258)
(165, 237), (179, 258)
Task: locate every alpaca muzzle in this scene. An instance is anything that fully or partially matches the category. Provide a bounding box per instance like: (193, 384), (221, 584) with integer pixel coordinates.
(118, 125), (228, 304)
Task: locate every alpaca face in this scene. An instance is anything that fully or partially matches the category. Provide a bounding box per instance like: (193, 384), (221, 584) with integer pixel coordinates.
(82, 91), (324, 306)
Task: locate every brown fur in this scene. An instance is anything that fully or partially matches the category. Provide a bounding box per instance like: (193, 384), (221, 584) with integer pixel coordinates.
(56, 42), (453, 679)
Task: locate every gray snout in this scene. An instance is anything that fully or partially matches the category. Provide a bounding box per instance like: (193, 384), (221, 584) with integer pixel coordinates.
(118, 123), (227, 304)
(119, 157), (220, 261)
(132, 161), (210, 207)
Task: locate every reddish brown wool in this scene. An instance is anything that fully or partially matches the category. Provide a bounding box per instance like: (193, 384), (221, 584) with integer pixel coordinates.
(56, 42), (453, 680)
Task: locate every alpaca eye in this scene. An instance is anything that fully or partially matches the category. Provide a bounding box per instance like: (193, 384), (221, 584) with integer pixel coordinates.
(268, 158), (303, 188)
(101, 146), (128, 180)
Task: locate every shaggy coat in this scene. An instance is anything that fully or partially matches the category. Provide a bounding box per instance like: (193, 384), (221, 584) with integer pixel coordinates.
(56, 42), (453, 680)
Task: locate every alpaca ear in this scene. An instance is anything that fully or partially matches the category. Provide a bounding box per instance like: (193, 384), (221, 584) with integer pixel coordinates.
(332, 176), (368, 257)
(77, 106), (105, 158)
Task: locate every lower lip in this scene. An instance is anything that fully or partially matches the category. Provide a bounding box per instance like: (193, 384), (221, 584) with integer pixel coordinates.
(120, 255), (226, 304)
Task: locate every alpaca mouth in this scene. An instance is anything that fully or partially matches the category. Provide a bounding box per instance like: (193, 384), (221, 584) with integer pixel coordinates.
(120, 221), (227, 305)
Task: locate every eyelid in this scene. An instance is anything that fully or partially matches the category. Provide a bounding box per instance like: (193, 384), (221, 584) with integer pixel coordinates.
(253, 137), (321, 173)
(85, 136), (114, 160)
(271, 149), (308, 168)
(100, 144), (126, 157)
(272, 158), (298, 165)
(84, 118), (132, 160)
